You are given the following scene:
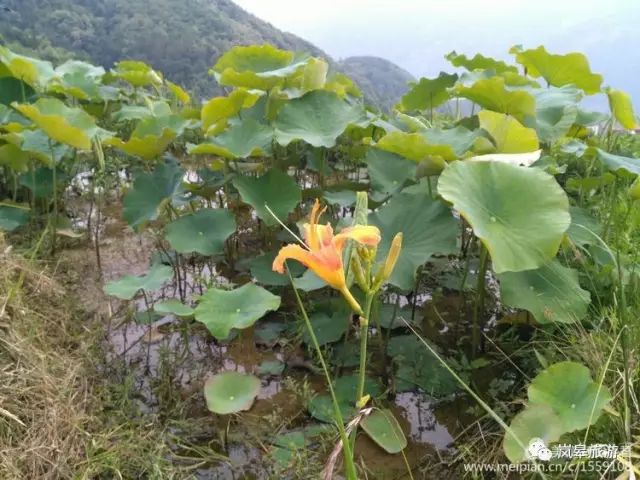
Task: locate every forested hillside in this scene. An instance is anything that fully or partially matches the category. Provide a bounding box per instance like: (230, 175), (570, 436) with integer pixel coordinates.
(0, 0), (327, 97)
(338, 56), (414, 111)
(0, 0), (410, 107)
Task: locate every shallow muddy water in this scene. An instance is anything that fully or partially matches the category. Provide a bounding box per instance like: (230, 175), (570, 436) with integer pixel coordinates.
(63, 202), (483, 479)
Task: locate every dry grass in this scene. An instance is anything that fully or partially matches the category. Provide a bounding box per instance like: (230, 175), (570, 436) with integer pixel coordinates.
(0, 235), (98, 478)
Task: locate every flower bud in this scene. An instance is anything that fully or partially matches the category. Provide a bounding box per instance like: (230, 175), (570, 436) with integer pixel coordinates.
(350, 254), (369, 293)
(380, 232), (402, 282)
(356, 394), (370, 409)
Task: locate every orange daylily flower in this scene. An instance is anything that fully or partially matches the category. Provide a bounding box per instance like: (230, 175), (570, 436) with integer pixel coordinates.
(273, 199), (381, 314)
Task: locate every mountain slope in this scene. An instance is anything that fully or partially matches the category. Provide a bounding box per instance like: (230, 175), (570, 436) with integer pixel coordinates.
(0, 0), (328, 97)
(0, 0), (412, 107)
(337, 56), (415, 111)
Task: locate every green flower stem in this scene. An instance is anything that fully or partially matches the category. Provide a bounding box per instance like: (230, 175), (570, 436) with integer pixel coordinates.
(349, 291), (375, 456)
(286, 266), (358, 480)
(356, 292), (375, 402)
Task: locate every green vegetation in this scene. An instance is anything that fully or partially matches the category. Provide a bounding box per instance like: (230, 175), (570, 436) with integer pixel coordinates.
(338, 56), (414, 111)
(0, 0), (410, 108)
(1, 39), (640, 479)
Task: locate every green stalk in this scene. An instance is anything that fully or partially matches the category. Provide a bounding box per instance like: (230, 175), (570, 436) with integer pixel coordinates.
(49, 141), (58, 255)
(287, 267), (358, 480)
(472, 243), (488, 356)
(348, 291), (375, 456)
(356, 292), (375, 401)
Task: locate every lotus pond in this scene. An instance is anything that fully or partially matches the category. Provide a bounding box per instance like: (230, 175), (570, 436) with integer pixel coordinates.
(1, 43), (640, 479)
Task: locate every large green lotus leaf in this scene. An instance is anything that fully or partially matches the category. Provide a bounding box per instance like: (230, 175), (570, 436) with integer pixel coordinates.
(154, 299), (194, 317)
(166, 80), (191, 105)
(49, 60), (106, 100)
(165, 209), (236, 255)
(0, 78), (35, 106)
(361, 409), (407, 454)
(531, 86), (581, 143)
(18, 129), (71, 165)
(13, 98), (107, 150)
(324, 72), (362, 98)
(478, 110), (539, 153)
(498, 260), (590, 324)
(274, 90), (367, 148)
(528, 361), (612, 432)
(607, 88), (638, 130)
(19, 167), (68, 199)
(308, 375), (381, 423)
(375, 131), (457, 163)
(503, 404), (564, 463)
(575, 109), (608, 127)
(292, 269), (326, 292)
(567, 206), (602, 247)
(122, 159), (185, 230)
(365, 148), (416, 194)
(369, 190), (459, 290)
(189, 119), (273, 159)
(204, 372), (261, 415)
(134, 112), (191, 138)
(422, 126), (481, 157)
(232, 169), (301, 226)
(454, 77), (535, 120)
(0, 104), (30, 131)
(113, 60), (162, 87)
(212, 44), (310, 90)
(0, 203), (30, 231)
(437, 161), (570, 273)
(201, 88), (261, 132)
(106, 110), (191, 160)
(0, 143), (29, 172)
(511, 46), (602, 94)
(398, 72), (458, 112)
(104, 132), (176, 161)
(249, 251), (305, 286)
(104, 263), (173, 300)
(322, 190), (356, 207)
(387, 335), (460, 396)
(0, 46), (55, 89)
(301, 311), (349, 346)
(468, 151), (541, 167)
(194, 283), (281, 340)
(446, 51), (518, 74)
(301, 57), (329, 91)
(593, 148), (640, 177)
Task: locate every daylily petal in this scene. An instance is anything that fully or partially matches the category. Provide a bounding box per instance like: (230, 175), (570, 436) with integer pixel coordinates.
(273, 244), (345, 290)
(305, 199), (325, 250)
(333, 225), (381, 252)
(303, 222), (333, 247)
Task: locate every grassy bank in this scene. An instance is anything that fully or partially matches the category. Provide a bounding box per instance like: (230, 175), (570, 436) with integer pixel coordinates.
(0, 235), (190, 479)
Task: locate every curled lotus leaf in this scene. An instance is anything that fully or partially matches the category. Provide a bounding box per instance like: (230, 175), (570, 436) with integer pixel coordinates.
(113, 60), (162, 87)
(398, 72), (458, 112)
(453, 76), (535, 120)
(12, 98), (110, 150)
(0, 46), (55, 89)
(211, 44), (311, 90)
(478, 110), (539, 153)
(511, 45), (602, 94)
(607, 88), (638, 130)
(445, 51), (518, 74)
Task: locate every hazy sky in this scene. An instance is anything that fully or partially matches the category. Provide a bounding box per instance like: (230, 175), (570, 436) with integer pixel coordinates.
(234, 0), (640, 105)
